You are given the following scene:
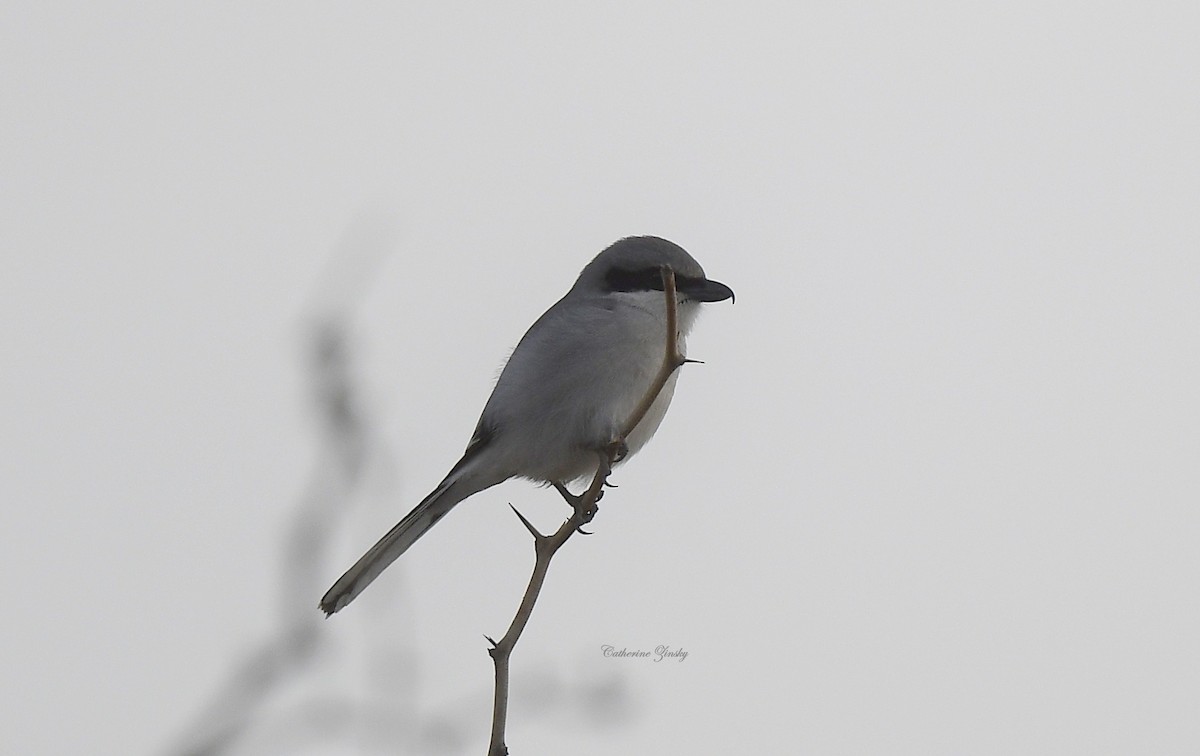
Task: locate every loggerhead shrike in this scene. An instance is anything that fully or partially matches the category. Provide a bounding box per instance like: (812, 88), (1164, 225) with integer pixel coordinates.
(320, 235), (733, 616)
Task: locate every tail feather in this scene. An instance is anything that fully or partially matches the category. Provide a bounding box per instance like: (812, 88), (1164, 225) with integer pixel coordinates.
(320, 469), (486, 616)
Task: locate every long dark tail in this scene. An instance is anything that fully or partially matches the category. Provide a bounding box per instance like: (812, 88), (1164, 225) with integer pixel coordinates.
(320, 466), (489, 616)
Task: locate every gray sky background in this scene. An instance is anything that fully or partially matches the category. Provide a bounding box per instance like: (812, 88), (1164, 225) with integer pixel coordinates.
(3, 3), (1198, 754)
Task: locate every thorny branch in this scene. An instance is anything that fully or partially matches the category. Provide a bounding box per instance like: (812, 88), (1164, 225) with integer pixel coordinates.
(485, 266), (686, 756)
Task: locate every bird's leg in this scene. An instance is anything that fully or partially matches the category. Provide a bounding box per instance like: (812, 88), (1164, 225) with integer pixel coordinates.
(552, 482), (598, 510)
(553, 482), (600, 534)
(552, 444), (622, 531)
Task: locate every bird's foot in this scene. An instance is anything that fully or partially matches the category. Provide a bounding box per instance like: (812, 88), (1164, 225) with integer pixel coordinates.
(605, 439), (629, 465)
(553, 481), (600, 526)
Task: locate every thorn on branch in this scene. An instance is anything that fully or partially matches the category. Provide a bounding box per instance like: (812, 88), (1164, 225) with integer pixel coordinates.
(508, 504), (543, 539)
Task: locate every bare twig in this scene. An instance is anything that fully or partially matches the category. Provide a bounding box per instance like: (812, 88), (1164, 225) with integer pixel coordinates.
(619, 266), (687, 438)
(486, 266), (685, 756)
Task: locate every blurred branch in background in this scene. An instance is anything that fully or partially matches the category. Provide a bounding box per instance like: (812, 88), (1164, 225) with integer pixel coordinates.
(163, 217), (636, 755)
(161, 217), (396, 756)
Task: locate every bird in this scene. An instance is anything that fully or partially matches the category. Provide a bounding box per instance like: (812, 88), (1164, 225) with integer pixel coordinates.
(320, 235), (734, 616)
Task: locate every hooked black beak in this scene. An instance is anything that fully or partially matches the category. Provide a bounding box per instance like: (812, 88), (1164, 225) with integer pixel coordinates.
(678, 276), (735, 303)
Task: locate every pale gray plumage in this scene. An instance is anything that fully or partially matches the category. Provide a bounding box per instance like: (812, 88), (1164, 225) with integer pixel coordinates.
(320, 236), (733, 616)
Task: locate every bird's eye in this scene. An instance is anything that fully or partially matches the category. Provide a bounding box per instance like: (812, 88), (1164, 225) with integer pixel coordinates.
(605, 267), (665, 293)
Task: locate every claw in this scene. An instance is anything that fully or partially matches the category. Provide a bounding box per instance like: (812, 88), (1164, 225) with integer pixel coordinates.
(606, 439), (629, 464)
(576, 526), (593, 536)
(602, 466), (619, 490)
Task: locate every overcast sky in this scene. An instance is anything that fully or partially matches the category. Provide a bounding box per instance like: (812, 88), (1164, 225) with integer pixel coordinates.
(3, 3), (1198, 754)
